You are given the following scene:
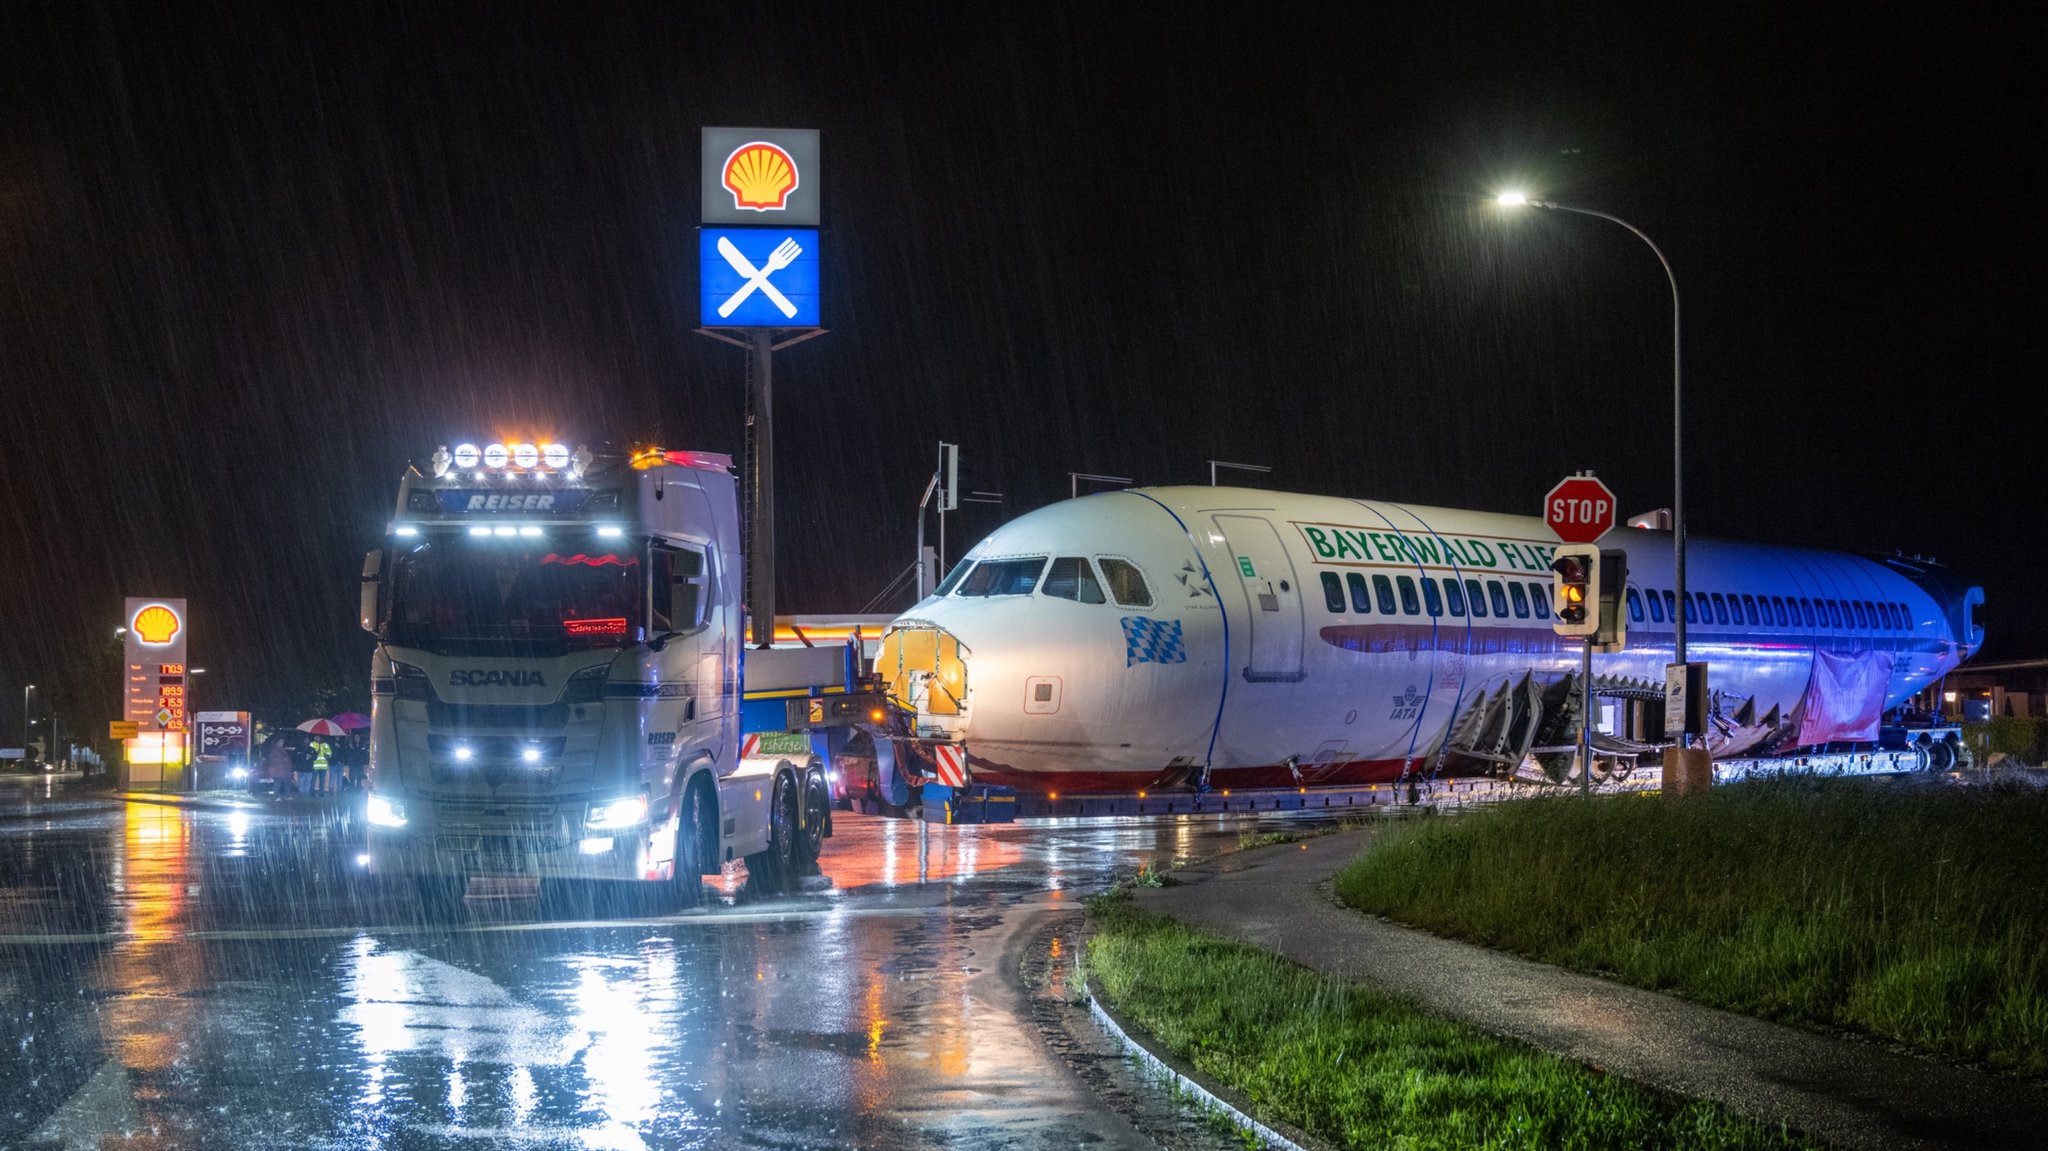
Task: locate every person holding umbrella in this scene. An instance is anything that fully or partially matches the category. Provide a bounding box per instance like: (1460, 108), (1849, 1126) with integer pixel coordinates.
(297, 718), (348, 797)
(331, 712), (372, 790)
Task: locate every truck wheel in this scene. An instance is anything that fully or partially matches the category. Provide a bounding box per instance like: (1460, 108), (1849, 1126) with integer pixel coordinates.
(670, 778), (715, 909)
(796, 767), (831, 867)
(416, 875), (467, 923)
(747, 772), (799, 894)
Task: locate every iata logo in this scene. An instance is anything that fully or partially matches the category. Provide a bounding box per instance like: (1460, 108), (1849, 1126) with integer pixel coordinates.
(131, 604), (182, 646)
(722, 142), (799, 211)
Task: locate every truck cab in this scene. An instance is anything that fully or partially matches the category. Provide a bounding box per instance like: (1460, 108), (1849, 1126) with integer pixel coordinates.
(358, 442), (827, 915)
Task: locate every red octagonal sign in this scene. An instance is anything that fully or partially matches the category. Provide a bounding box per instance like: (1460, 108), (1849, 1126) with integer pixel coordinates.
(1544, 475), (1617, 544)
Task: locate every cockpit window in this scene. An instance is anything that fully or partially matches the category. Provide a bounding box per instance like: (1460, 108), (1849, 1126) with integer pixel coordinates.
(1096, 558), (1153, 607)
(955, 557), (1047, 597)
(1042, 556), (1107, 603)
(933, 559), (974, 598)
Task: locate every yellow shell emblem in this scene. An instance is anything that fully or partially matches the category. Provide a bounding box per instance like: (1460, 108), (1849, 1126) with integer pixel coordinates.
(133, 604), (182, 645)
(722, 142), (798, 211)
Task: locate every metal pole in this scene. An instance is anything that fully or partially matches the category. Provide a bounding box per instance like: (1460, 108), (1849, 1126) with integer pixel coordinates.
(22, 684), (31, 758)
(1579, 641), (1593, 798)
(748, 330), (776, 648)
(1529, 201), (1689, 728)
(914, 473), (938, 598)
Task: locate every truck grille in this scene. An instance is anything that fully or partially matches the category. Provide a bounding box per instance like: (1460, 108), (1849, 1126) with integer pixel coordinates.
(427, 700), (569, 730)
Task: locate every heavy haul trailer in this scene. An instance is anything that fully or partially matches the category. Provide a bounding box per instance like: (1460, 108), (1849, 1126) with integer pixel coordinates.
(357, 441), (889, 917)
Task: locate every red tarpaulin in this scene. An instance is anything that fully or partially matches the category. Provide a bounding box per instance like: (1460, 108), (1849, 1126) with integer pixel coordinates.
(1794, 649), (1896, 745)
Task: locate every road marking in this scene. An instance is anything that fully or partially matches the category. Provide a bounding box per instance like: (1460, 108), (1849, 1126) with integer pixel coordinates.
(30, 1060), (143, 1151)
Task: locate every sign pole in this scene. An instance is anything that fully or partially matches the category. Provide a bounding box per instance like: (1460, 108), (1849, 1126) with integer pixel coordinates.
(749, 329), (775, 649)
(1579, 639), (1593, 798)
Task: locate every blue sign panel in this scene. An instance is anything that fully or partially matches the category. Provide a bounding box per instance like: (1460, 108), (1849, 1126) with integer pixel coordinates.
(700, 227), (821, 328)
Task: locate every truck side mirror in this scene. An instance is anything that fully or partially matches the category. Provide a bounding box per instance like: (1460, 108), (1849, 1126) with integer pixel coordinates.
(360, 549), (386, 635)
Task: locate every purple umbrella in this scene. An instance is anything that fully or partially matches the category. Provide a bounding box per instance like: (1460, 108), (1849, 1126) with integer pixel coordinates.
(330, 712), (371, 731)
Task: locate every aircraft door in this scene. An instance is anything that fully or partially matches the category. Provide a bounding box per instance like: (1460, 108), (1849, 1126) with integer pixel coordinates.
(1212, 515), (1305, 682)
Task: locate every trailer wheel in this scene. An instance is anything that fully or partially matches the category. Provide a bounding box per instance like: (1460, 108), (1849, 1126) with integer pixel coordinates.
(416, 874), (468, 923)
(796, 766), (831, 867)
(747, 771), (799, 894)
(670, 776), (716, 909)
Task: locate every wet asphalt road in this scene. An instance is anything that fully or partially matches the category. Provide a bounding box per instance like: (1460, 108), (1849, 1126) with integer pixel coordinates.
(0, 776), (1338, 1150)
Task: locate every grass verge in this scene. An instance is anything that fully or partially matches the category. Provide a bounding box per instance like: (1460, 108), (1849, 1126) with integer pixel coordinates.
(1084, 890), (1816, 1149)
(1333, 777), (2048, 1074)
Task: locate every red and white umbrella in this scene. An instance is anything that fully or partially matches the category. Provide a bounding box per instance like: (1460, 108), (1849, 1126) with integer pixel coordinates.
(296, 718), (347, 737)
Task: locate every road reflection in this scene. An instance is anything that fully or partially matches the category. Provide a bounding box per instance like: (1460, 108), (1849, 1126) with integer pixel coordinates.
(3, 792), (1324, 1149)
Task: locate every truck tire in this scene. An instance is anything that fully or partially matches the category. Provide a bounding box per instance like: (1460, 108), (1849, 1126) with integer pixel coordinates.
(746, 771), (799, 894)
(416, 875), (467, 923)
(670, 776), (715, 909)
(796, 766), (831, 867)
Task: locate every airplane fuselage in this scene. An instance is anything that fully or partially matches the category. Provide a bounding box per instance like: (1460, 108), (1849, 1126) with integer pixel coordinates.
(879, 487), (1982, 792)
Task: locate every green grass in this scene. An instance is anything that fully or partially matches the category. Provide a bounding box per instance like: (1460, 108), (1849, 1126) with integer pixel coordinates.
(1085, 891), (1816, 1150)
(1333, 778), (2048, 1074)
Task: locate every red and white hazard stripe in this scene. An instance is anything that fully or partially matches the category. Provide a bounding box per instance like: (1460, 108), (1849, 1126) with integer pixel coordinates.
(933, 743), (969, 788)
(740, 733), (761, 759)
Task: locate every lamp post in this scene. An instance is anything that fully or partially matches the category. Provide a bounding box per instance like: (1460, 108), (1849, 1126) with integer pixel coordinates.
(1496, 192), (1707, 785)
(22, 683), (33, 757)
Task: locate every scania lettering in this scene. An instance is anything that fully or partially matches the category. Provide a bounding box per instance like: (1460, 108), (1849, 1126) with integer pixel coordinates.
(360, 440), (886, 918)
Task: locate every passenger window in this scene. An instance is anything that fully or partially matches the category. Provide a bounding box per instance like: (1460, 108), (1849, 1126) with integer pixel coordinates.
(1097, 558), (1153, 607)
(1683, 595), (1697, 624)
(1396, 576), (1421, 616)
(1488, 582), (1510, 618)
(1443, 578), (1466, 616)
(1853, 601), (1869, 629)
(1347, 572), (1373, 613)
(1827, 600), (1844, 628)
(1373, 574), (1397, 615)
(1647, 588), (1664, 622)
(1893, 602), (1907, 630)
(1509, 581), (1530, 618)
(1460, 578), (1483, 617)
(1626, 588), (1643, 623)
(1662, 590), (1677, 622)
(1422, 578), (1444, 617)
(1771, 596), (1788, 626)
(651, 545), (707, 633)
(958, 556), (1049, 597)
(1710, 594), (1729, 625)
(1741, 594), (1759, 625)
(1530, 582), (1551, 620)
(1043, 557), (1107, 604)
(1320, 571), (1345, 613)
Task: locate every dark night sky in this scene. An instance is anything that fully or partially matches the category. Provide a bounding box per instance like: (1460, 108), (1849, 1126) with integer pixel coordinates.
(1, 2), (2039, 738)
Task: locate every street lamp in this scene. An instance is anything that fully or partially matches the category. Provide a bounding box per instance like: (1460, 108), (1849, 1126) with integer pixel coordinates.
(22, 683), (33, 753)
(1496, 192), (1707, 780)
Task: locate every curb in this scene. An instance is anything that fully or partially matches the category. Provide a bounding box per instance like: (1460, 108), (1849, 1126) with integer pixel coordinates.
(1085, 975), (1321, 1151)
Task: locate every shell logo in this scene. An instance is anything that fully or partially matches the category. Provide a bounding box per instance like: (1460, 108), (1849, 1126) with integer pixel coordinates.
(722, 142), (799, 212)
(132, 603), (182, 646)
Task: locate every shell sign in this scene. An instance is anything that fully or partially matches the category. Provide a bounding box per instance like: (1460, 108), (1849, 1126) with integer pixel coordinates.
(702, 127), (819, 226)
(131, 602), (183, 645)
(722, 142), (799, 212)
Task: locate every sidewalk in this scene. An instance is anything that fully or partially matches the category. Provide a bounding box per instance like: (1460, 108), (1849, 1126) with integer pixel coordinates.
(1131, 830), (2048, 1151)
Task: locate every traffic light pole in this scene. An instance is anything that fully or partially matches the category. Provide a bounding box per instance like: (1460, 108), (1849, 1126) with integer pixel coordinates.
(1579, 639), (1593, 799)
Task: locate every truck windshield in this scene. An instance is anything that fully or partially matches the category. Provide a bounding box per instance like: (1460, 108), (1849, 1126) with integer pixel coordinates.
(388, 538), (643, 656)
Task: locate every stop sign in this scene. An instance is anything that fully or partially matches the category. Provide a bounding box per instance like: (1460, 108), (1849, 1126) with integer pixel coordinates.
(1544, 475), (1617, 544)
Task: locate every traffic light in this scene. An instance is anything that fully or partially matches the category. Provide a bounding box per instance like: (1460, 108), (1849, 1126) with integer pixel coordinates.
(1550, 545), (1600, 638)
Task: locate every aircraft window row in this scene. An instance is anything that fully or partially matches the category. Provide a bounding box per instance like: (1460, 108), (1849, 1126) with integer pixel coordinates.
(1319, 572), (1553, 622)
(946, 554), (1155, 607)
(1624, 587), (1912, 632)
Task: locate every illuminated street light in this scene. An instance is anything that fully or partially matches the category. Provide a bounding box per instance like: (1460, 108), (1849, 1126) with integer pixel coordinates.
(1496, 191), (1699, 751)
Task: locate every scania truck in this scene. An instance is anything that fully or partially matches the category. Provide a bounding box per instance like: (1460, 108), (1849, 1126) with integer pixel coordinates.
(357, 440), (886, 917)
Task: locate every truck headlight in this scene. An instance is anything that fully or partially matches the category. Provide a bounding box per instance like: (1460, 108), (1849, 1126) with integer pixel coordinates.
(585, 793), (648, 830)
(367, 793), (408, 828)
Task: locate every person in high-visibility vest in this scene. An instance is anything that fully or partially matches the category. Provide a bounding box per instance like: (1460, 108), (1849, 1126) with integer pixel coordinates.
(311, 739), (332, 796)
